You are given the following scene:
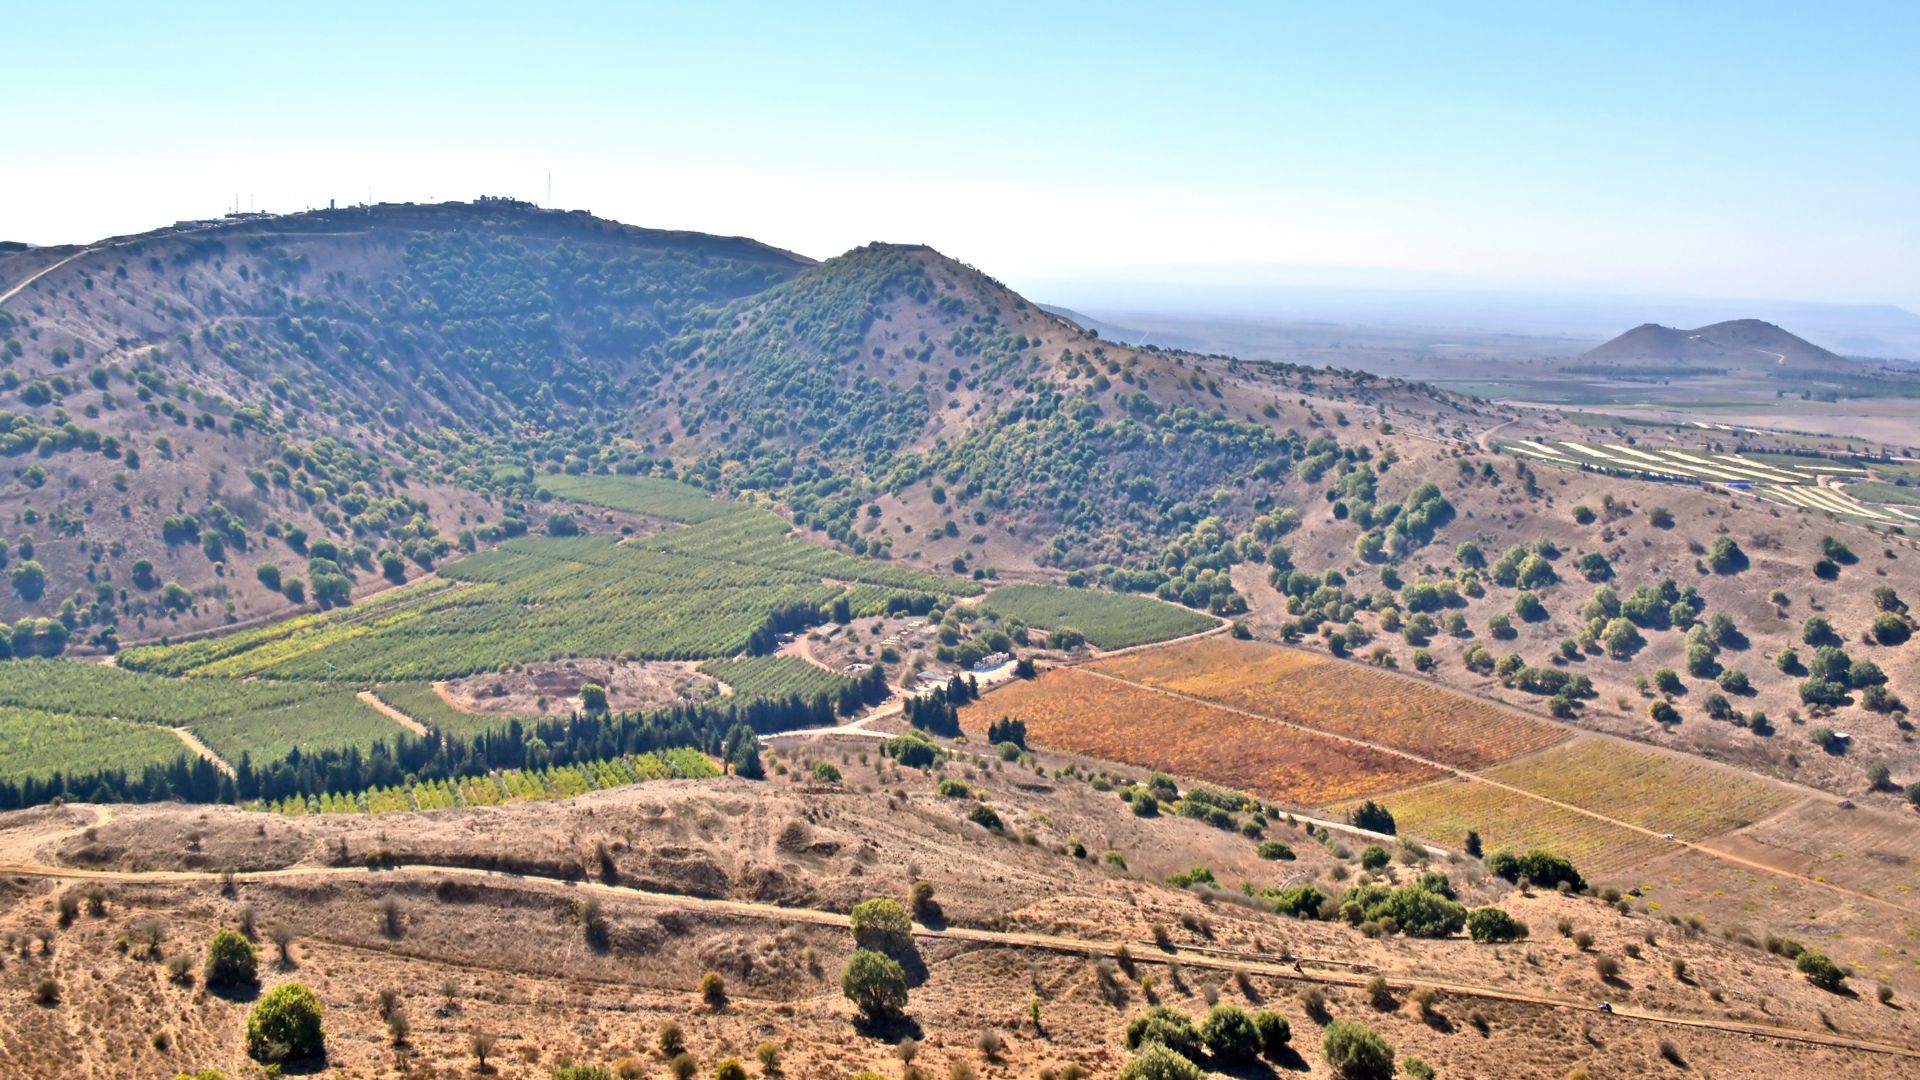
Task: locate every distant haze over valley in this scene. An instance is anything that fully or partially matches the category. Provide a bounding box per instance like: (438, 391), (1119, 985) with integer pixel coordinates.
(1030, 278), (1920, 360)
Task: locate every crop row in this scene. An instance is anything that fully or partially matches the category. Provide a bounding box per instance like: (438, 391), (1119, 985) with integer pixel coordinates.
(534, 472), (743, 524)
(1339, 777), (1674, 879)
(126, 515), (975, 684)
(1090, 638), (1565, 768)
(0, 706), (188, 783)
(1760, 484), (1919, 523)
(630, 510), (981, 595)
(981, 584), (1217, 651)
(118, 577), (456, 677)
(697, 656), (855, 703)
(1482, 737), (1798, 842)
(258, 748), (719, 816)
(0, 662), (396, 763)
(1740, 798), (1920, 901)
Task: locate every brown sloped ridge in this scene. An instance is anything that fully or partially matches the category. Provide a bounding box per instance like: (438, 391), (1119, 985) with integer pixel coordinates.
(0, 858), (1913, 1060)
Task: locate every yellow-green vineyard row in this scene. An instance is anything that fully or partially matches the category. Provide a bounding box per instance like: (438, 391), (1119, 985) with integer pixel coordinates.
(258, 747), (719, 816)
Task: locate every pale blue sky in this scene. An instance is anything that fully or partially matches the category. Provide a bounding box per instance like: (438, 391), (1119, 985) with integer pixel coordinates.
(4, 2), (1915, 307)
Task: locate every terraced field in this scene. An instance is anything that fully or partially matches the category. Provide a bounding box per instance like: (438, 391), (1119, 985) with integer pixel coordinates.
(1503, 440), (1835, 483)
(1500, 439), (1920, 522)
(1089, 637), (1565, 768)
(0, 707), (188, 783)
(117, 578), (456, 677)
(534, 472), (742, 523)
(1338, 777), (1673, 877)
(1755, 483), (1920, 523)
(980, 583), (1218, 650)
(1482, 737), (1798, 842)
(962, 667), (1439, 806)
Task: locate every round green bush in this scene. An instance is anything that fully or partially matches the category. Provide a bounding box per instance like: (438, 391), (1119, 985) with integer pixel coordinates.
(1199, 1003), (1260, 1063)
(1466, 906), (1529, 943)
(245, 982), (326, 1062)
(203, 928), (258, 987)
(1322, 1019), (1394, 1080)
(840, 949), (908, 1017)
(1258, 839), (1295, 861)
(1797, 950), (1849, 992)
(849, 897), (913, 953)
(1252, 1009), (1291, 1054)
(1124, 1005), (1201, 1059)
(1117, 1044), (1204, 1080)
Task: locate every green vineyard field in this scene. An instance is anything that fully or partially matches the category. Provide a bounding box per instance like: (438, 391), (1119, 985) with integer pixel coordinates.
(0, 707), (189, 783)
(982, 583), (1216, 650)
(535, 472), (742, 523)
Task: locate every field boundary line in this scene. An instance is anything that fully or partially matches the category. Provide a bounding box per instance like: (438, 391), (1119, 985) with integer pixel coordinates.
(358, 689), (429, 737)
(1076, 667), (1920, 918)
(1254, 635), (1853, 814)
(1080, 616), (1231, 661)
(168, 727), (233, 777)
(0, 858), (1914, 1060)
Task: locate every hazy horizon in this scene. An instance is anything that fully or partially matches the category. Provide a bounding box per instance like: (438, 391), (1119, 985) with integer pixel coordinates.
(5, 3), (1915, 309)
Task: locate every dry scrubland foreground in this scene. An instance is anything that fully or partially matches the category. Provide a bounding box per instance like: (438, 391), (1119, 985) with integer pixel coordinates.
(0, 731), (1914, 1078)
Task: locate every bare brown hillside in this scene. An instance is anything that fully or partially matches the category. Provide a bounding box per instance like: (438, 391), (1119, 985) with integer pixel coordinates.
(0, 726), (1910, 1079)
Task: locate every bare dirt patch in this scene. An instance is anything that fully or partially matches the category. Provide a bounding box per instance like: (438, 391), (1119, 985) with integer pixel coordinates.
(440, 659), (722, 716)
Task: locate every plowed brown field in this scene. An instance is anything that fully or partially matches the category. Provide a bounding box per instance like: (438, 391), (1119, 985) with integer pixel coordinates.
(963, 668), (1439, 806)
(1089, 637), (1565, 768)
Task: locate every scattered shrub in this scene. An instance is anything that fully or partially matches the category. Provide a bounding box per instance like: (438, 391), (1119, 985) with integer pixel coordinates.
(203, 928), (258, 988)
(1117, 1044), (1203, 1080)
(1321, 1019), (1394, 1080)
(245, 982), (325, 1062)
(850, 897), (914, 954)
(1252, 1009), (1291, 1053)
(1199, 1003), (1261, 1062)
(841, 949), (908, 1017)
(1797, 950), (1848, 992)
(1124, 1005), (1201, 1059)
(1466, 907), (1528, 943)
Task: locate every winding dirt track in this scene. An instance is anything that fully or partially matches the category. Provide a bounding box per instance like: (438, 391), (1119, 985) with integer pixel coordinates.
(0, 248), (94, 307)
(0, 857), (1912, 1060)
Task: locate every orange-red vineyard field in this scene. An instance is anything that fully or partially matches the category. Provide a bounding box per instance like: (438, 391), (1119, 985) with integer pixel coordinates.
(1087, 637), (1566, 768)
(962, 668), (1439, 807)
